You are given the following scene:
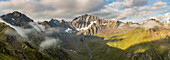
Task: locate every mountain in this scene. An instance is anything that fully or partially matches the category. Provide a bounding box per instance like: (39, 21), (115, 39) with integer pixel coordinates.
(0, 11), (33, 28)
(70, 14), (122, 35)
(0, 11), (72, 60)
(38, 19), (74, 30)
(89, 20), (170, 60)
(0, 11), (170, 60)
(0, 22), (71, 60)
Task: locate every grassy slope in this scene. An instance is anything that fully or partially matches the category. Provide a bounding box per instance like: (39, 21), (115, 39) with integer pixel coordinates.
(88, 27), (170, 60)
(107, 27), (170, 50)
(0, 22), (53, 60)
(0, 22), (73, 60)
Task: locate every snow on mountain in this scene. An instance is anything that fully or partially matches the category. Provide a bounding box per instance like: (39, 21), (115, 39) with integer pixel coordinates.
(65, 28), (73, 33)
(77, 21), (97, 31)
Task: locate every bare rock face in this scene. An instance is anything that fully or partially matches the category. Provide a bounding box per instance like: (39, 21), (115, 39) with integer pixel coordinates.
(0, 11), (34, 27)
(70, 14), (123, 35)
(71, 14), (97, 29)
(38, 19), (75, 30)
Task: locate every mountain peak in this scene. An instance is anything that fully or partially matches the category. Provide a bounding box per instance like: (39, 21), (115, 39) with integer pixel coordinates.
(72, 14), (100, 22)
(84, 14), (89, 16)
(13, 11), (22, 17)
(0, 11), (33, 27)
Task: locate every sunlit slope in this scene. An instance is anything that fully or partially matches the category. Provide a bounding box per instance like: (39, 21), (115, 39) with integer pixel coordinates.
(107, 27), (170, 50)
(90, 39), (170, 60)
(88, 27), (170, 60)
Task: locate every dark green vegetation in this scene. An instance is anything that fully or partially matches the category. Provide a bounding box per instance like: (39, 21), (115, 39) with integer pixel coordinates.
(0, 11), (170, 60)
(0, 22), (71, 60)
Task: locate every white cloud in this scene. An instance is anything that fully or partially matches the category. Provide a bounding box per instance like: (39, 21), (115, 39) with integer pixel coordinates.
(142, 20), (162, 29)
(151, 12), (170, 23)
(0, 0), (105, 21)
(108, 0), (148, 8)
(91, 0), (168, 21)
(40, 37), (59, 49)
(0, 0), (168, 22)
(152, 1), (167, 10)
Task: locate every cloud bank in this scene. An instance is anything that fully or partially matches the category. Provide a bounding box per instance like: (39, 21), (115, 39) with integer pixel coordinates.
(0, 0), (105, 21)
(0, 0), (169, 22)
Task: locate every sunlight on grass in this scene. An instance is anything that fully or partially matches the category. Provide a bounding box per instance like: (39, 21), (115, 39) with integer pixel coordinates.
(107, 28), (170, 50)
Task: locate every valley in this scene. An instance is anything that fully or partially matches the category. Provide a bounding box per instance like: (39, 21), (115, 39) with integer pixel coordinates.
(0, 11), (170, 60)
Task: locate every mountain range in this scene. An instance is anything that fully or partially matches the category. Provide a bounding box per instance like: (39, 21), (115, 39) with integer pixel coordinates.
(0, 11), (170, 60)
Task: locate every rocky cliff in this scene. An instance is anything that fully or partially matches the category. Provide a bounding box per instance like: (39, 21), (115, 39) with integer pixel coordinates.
(70, 14), (123, 35)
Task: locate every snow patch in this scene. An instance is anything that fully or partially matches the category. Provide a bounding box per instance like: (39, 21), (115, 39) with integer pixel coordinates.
(65, 28), (73, 33)
(70, 50), (76, 53)
(77, 21), (97, 31)
(12, 18), (15, 21)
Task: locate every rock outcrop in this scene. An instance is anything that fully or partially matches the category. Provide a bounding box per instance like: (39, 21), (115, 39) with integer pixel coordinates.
(70, 14), (122, 35)
(38, 19), (75, 30)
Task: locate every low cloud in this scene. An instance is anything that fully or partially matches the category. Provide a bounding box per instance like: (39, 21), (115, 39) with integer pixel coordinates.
(129, 24), (139, 27)
(5, 29), (18, 36)
(151, 12), (170, 23)
(1, 18), (61, 49)
(40, 37), (59, 49)
(142, 20), (161, 29)
(3, 21), (33, 38)
(29, 22), (45, 32)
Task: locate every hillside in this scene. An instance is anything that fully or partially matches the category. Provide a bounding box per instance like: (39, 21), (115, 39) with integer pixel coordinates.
(88, 27), (170, 60)
(0, 11), (170, 60)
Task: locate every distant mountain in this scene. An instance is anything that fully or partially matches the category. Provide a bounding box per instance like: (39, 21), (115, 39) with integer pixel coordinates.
(70, 14), (122, 35)
(0, 11), (33, 27)
(38, 19), (73, 29)
(0, 11), (170, 60)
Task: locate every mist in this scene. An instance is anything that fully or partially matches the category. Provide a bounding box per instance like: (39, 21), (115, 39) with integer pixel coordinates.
(40, 37), (60, 49)
(3, 20), (33, 38)
(129, 24), (140, 27)
(1, 18), (61, 49)
(142, 20), (162, 29)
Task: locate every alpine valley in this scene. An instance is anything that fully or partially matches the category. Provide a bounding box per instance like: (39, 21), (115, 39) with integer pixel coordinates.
(0, 11), (170, 60)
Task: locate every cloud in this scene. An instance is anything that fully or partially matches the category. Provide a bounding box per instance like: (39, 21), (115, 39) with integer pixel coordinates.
(129, 24), (139, 27)
(108, 0), (148, 8)
(152, 1), (167, 10)
(40, 37), (59, 49)
(2, 20), (33, 38)
(1, 18), (61, 49)
(142, 20), (161, 29)
(0, 0), (169, 22)
(0, 0), (105, 21)
(150, 12), (170, 23)
(29, 22), (45, 32)
(91, 0), (168, 21)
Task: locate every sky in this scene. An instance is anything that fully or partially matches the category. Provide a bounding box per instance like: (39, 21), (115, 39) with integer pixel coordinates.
(0, 0), (169, 22)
